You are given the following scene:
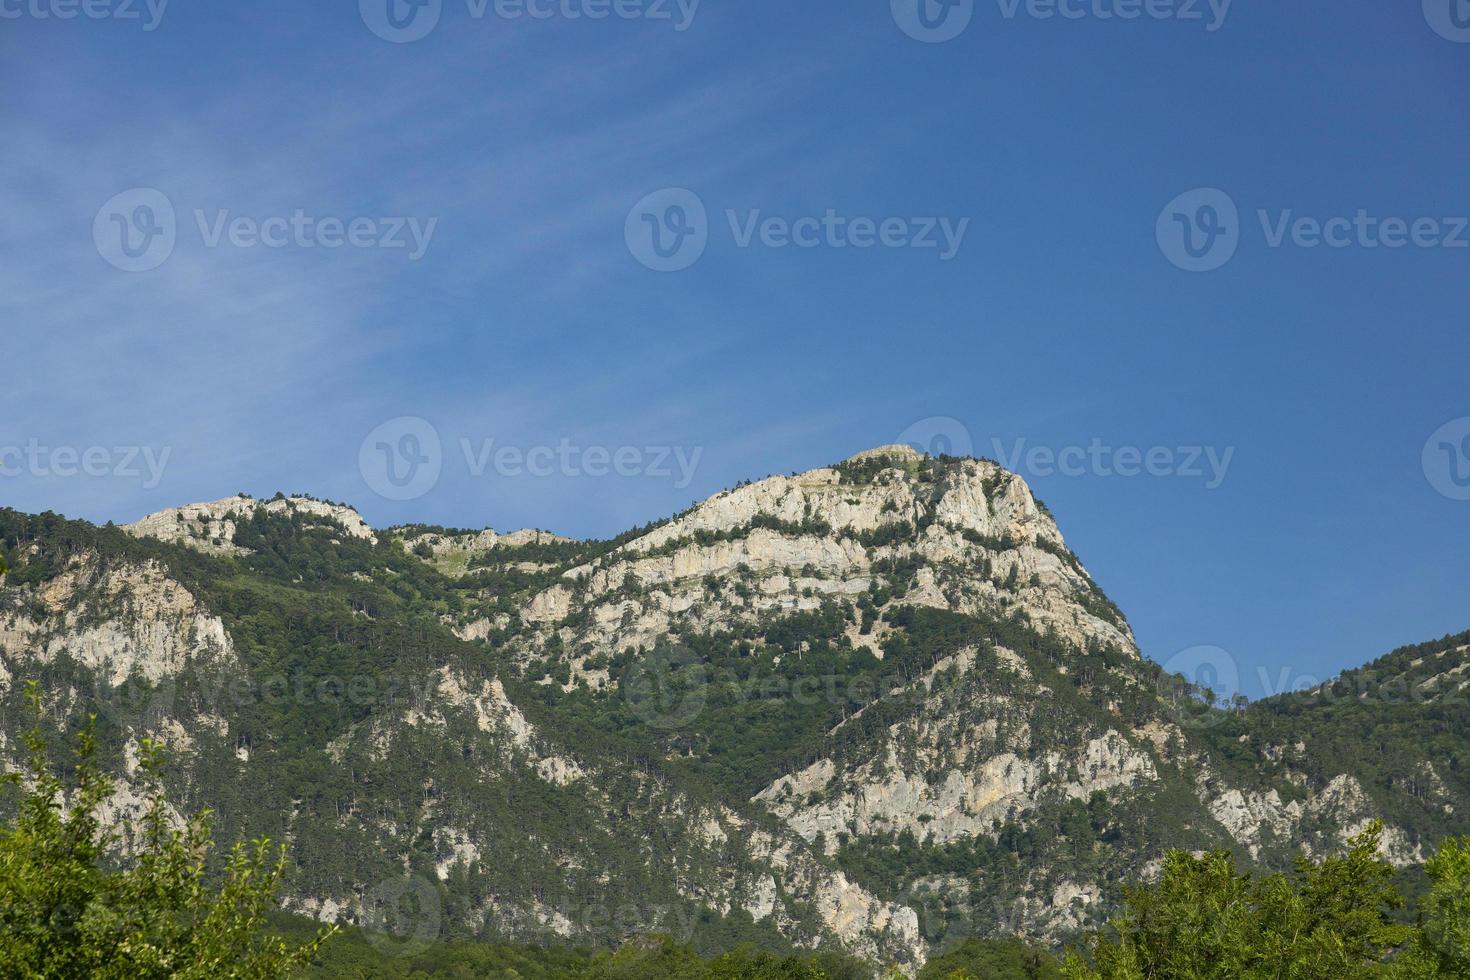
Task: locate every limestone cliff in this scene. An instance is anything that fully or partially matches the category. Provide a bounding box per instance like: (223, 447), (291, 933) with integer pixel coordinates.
(0, 446), (1463, 967)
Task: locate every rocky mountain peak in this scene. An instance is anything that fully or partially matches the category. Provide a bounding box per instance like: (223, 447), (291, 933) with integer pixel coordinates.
(479, 450), (1136, 666)
(604, 448), (1064, 558)
(842, 443), (926, 464)
(124, 494), (375, 554)
(1, 451), (1464, 968)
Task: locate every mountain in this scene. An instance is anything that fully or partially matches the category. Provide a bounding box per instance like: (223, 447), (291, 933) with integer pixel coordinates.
(0, 448), (1465, 971)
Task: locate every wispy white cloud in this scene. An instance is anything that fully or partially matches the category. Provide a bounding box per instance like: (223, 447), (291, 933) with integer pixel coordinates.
(0, 12), (865, 528)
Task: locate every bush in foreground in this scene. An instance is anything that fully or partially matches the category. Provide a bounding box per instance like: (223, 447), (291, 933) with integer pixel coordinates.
(0, 682), (332, 978)
(1063, 823), (1470, 979)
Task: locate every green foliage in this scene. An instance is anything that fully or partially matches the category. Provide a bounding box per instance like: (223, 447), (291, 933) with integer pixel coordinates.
(4, 498), (1469, 973)
(530, 602), (896, 802)
(279, 913), (596, 978)
(1223, 632), (1470, 852)
(295, 929), (901, 978)
(833, 456), (898, 485)
(293, 927), (1066, 978)
(0, 682), (331, 978)
(855, 522), (915, 549)
(1392, 836), (1470, 977)
(918, 938), (1062, 979)
(1063, 823), (1411, 979)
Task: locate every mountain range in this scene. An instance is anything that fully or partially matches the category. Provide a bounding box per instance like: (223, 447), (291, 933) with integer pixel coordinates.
(1, 444), (1465, 971)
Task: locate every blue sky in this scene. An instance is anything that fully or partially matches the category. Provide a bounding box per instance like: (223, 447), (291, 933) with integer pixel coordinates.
(1, 0), (1466, 697)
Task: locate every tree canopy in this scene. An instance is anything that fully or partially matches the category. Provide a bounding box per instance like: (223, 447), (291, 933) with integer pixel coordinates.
(0, 682), (332, 978)
(1063, 824), (1469, 979)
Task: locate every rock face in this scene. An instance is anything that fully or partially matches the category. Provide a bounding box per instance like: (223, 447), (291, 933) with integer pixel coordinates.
(759, 730), (1157, 855)
(125, 495), (375, 554)
(397, 526), (573, 577)
(527, 449), (1133, 663)
(0, 445), (1465, 968)
(0, 554), (232, 686)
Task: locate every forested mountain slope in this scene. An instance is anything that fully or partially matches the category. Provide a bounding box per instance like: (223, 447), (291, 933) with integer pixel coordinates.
(0, 446), (1463, 968)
